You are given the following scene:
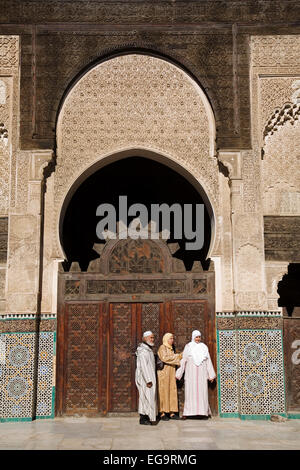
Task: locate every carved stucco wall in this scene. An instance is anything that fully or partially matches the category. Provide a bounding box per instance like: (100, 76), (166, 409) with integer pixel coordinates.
(0, 36), (19, 215)
(264, 121), (300, 216)
(51, 51), (273, 313)
(4, 40), (297, 315)
(228, 150), (267, 311)
(0, 36), (47, 314)
(251, 35), (300, 311)
(251, 36), (300, 217)
(263, 94), (300, 217)
(0, 36), (54, 314)
(0, 36), (19, 312)
(0, 78), (10, 216)
(54, 54), (218, 259)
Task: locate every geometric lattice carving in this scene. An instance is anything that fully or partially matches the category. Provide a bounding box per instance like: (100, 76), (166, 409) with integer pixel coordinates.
(192, 279), (207, 294)
(283, 318), (300, 411)
(0, 36), (19, 67)
(65, 280), (80, 299)
(65, 303), (99, 412)
(263, 102), (300, 141)
(109, 239), (165, 274)
(0, 318), (56, 334)
(172, 301), (206, 351)
(141, 303), (160, 347)
(0, 217), (8, 264)
(111, 303), (132, 412)
(86, 279), (186, 295)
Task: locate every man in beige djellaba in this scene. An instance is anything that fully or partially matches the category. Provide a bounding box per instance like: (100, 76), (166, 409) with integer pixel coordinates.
(157, 333), (182, 421)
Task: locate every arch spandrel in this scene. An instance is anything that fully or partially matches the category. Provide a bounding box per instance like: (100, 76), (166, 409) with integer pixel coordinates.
(54, 54), (219, 259)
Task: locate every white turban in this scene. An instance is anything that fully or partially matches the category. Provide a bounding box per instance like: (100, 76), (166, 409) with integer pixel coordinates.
(192, 330), (201, 341)
(143, 331), (153, 338)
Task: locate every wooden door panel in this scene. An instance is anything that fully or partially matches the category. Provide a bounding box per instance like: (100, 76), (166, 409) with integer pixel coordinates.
(169, 299), (217, 415)
(109, 302), (134, 412)
(98, 302), (109, 413)
(284, 317), (300, 412)
(140, 302), (162, 351)
(56, 299), (216, 415)
(64, 303), (101, 414)
(171, 299), (207, 349)
(108, 302), (162, 412)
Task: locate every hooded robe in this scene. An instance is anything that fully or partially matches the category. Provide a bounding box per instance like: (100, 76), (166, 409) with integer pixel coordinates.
(135, 342), (157, 421)
(175, 330), (216, 416)
(157, 333), (182, 413)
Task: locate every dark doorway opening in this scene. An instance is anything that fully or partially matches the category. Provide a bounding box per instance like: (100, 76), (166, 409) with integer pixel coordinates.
(278, 263), (300, 316)
(61, 156), (212, 272)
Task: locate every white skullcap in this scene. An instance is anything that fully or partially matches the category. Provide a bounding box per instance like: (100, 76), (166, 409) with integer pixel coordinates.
(143, 331), (153, 338)
(192, 330), (201, 341)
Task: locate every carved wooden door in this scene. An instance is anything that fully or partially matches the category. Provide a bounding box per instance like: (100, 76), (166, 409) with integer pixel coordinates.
(107, 299), (217, 415)
(56, 302), (106, 415)
(107, 302), (164, 412)
(283, 315), (300, 414)
(56, 301), (164, 415)
(56, 299), (217, 415)
(165, 299), (217, 415)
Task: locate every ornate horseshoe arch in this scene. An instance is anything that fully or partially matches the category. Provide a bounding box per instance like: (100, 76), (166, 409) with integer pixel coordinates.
(53, 53), (220, 261)
(53, 52), (220, 417)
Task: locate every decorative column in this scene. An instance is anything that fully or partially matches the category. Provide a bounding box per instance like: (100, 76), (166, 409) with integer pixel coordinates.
(0, 36), (19, 313)
(219, 150), (267, 312)
(216, 150), (285, 419)
(6, 151), (53, 314)
(1, 149), (56, 422)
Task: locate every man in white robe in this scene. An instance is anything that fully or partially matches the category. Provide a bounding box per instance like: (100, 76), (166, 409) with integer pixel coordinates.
(135, 331), (157, 425)
(175, 329), (216, 418)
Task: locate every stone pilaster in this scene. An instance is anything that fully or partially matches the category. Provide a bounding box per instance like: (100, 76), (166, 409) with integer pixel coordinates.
(250, 35), (300, 313)
(6, 150), (53, 314)
(0, 36), (19, 315)
(219, 150), (267, 311)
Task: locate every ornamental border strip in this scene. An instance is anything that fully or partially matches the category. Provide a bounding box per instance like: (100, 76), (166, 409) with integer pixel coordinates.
(216, 311), (282, 317)
(0, 314), (57, 320)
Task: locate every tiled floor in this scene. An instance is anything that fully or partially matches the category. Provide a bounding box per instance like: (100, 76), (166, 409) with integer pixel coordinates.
(0, 416), (299, 450)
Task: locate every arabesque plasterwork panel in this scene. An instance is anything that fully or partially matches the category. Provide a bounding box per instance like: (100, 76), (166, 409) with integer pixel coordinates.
(251, 35), (300, 312)
(54, 54), (218, 259)
(263, 120), (300, 216)
(0, 36), (20, 316)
